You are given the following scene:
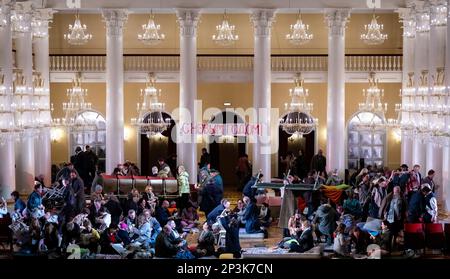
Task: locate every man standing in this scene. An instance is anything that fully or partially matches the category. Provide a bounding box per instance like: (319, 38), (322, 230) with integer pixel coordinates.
(311, 149), (326, 175)
(421, 169), (436, 193)
(422, 184), (438, 223)
(70, 170), (86, 215)
(199, 148), (211, 169)
(412, 164), (422, 187)
(84, 145), (98, 187)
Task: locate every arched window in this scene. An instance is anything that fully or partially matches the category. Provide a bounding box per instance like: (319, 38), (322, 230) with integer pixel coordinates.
(70, 110), (106, 172)
(347, 112), (386, 170)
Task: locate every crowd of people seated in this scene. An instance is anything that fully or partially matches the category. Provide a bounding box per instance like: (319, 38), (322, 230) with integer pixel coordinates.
(1, 143), (444, 259)
(275, 159), (441, 258)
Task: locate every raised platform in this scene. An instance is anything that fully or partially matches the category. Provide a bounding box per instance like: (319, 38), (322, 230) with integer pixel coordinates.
(239, 228), (265, 239)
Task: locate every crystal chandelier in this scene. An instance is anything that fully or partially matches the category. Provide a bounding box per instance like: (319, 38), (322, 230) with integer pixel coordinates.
(131, 73), (171, 137)
(64, 13), (92, 45)
(32, 71), (51, 128)
(138, 11), (165, 46)
(360, 14), (388, 45)
(279, 73), (317, 135)
(286, 11), (313, 45)
(52, 72), (95, 131)
(0, 69), (17, 145)
(212, 11), (238, 46)
(352, 72), (387, 132)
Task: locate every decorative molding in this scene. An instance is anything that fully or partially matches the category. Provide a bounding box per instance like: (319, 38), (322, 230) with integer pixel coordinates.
(102, 9), (129, 37)
(33, 8), (56, 24)
(175, 9), (200, 37)
(324, 9), (351, 36)
(250, 9), (276, 37)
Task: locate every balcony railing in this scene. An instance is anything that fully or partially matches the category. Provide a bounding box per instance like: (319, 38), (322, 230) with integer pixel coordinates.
(49, 54), (402, 73)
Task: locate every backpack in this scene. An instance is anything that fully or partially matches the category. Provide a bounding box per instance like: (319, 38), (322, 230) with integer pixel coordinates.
(174, 249), (195, 259)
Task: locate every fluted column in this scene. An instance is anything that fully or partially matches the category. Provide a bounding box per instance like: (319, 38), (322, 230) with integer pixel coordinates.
(412, 4), (429, 169)
(0, 1), (16, 198)
(250, 9), (276, 182)
(15, 1), (35, 194)
(427, 2), (446, 199)
(398, 8), (415, 167)
(102, 9), (128, 174)
(325, 9), (350, 177)
(443, 0), (450, 211)
(176, 9), (200, 183)
(33, 8), (54, 186)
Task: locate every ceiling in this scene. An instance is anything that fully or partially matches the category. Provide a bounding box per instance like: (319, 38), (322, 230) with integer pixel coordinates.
(39, 0), (409, 13)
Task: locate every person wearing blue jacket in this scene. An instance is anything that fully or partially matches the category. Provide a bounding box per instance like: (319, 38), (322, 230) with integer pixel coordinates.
(242, 197), (263, 234)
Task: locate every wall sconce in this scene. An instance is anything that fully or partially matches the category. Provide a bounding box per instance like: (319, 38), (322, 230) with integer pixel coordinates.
(50, 128), (64, 143)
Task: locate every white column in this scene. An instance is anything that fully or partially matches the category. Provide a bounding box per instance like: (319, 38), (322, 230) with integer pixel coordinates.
(102, 10), (128, 174)
(325, 9), (350, 177)
(176, 9), (200, 183)
(33, 8), (53, 186)
(15, 2), (35, 194)
(426, 2), (446, 198)
(443, 0), (450, 211)
(0, 1), (16, 198)
(412, 6), (429, 169)
(398, 8), (415, 167)
(250, 9), (276, 182)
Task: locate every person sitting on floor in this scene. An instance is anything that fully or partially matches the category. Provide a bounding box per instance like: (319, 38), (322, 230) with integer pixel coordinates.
(167, 219), (187, 248)
(258, 202), (272, 228)
(99, 223), (123, 254)
(0, 197), (7, 218)
(131, 214), (152, 250)
(370, 220), (391, 256)
(181, 203), (200, 231)
(350, 226), (369, 255)
(155, 200), (171, 227)
(289, 220), (314, 253)
(242, 196), (264, 235)
(207, 199), (231, 225)
(79, 219), (100, 253)
(155, 225), (184, 258)
(333, 223), (349, 257)
(192, 222), (215, 257)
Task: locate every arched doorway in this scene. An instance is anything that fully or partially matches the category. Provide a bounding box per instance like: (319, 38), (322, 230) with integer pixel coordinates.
(69, 110), (106, 172)
(208, 111), (246, 189)
(140, 112), (176, 176)
(278, 112), (316, 178)
(347, 112), (386, 171)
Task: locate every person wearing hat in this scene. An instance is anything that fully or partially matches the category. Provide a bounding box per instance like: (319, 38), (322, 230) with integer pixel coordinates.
(398, 164), (410, 193)
(210, 169), (224, 202)
(421, 183), (437, 223)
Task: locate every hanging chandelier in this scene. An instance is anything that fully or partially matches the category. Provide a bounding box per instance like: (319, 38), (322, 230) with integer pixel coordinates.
(286, 11), (313, 45)
(131, 73), (171, 137)
(279, 73), (317, 135)
(31, 18), (48, 38)
(32, 71), (51, 128)
(52, 72), (95, 131)
(138, 11), (165, 46)
(360, 14), (388, 45)
(0, 69), (17, 145)
(212, 11), (238, 46)
(64, 12), (92, 45)
(352, 72), (388, 132)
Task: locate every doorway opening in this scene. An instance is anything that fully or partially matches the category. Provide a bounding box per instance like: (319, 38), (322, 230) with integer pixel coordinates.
(140, 112), (176, 176)
(278, 113), (316, 178)
(208, 111), (246, 189)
